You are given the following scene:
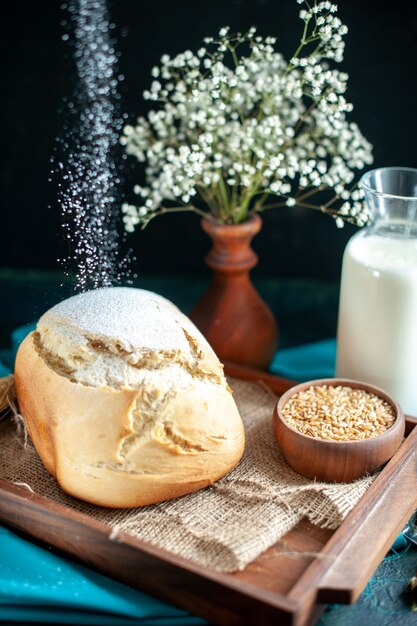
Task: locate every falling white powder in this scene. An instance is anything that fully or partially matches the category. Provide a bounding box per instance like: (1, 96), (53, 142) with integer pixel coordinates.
(55, 0), (132, 291)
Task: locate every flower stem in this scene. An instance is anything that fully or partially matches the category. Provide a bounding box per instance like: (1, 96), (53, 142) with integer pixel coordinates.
(296, 184), (328, 201)
(159, 205), (208, 218)
(217, 175), (231, 217)
(285, 18), (311, 74)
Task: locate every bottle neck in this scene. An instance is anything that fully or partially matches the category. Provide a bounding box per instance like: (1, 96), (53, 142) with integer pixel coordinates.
(368, 220), (417, 239)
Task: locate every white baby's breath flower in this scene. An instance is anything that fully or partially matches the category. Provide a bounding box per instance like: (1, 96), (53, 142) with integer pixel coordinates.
(121, 1), (373, 229)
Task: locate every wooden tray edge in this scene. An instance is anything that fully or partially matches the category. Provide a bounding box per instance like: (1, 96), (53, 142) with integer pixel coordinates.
(0, 364), (416, 626)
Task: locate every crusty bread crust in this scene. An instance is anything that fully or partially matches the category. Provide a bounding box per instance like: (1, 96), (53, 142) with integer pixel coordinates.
(15, 332), (245, 508)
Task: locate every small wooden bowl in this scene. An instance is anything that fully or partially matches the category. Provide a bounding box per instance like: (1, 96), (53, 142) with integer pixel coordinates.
(273, 378), (405, 483)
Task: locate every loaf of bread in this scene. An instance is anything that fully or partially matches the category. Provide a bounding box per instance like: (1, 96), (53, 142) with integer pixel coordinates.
(14, 287), (245, 507)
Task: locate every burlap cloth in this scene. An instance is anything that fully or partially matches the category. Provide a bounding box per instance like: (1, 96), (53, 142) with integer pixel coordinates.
(0, 376), (375, 572)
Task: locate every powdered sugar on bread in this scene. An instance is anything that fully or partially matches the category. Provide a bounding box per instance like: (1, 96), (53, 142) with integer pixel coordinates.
(36, 287), (223, 389)
(38, 287), (210, 354)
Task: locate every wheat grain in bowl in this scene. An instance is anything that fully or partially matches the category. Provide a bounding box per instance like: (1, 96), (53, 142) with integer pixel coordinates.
(273, 378), (405, 482)
(281, 384), (396, 442)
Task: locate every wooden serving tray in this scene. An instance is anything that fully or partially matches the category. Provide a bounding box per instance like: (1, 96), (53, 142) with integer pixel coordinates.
(1, 363), (417, 626)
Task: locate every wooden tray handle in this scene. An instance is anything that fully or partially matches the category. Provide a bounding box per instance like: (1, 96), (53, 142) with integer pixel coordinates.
(316, 424), (417, 604)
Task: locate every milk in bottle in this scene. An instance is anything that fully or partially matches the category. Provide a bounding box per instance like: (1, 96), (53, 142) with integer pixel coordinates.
(336, 167), (417, 415)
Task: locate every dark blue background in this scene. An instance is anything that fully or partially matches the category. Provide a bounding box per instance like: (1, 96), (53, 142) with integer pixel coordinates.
(2, 0), (417, 280)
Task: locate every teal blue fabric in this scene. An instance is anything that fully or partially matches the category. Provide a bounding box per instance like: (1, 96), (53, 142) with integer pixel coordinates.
(0, 361), (10, 377)
(0, 323), (35, 376)
(0, 528), (205, 625)
(270, 338), (336, 381)
(0, 326), (404, 624)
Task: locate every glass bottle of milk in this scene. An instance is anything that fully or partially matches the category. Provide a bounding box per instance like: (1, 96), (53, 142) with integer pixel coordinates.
(336, 167), (417, 416)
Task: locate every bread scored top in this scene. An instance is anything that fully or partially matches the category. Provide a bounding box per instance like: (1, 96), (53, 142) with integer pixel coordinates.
(14, 287), (245, 507)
